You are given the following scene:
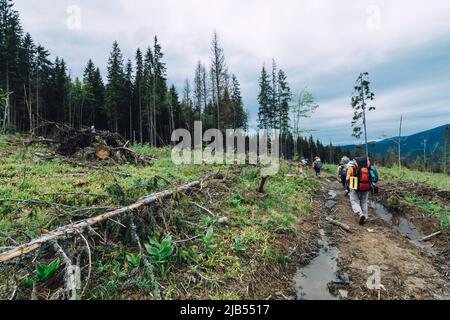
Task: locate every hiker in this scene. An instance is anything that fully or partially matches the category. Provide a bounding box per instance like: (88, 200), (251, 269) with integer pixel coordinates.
(312, 156), (322, 177)
(337, 161), (347, 190)
(339, 156), (351, 196)
(346, 157), (376, 225)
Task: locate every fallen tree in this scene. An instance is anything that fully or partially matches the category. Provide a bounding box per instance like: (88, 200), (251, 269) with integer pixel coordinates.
(0, 181), (200, 263)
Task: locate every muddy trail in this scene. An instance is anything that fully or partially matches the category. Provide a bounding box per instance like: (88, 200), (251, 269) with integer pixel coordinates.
(294, 173), (450, 300)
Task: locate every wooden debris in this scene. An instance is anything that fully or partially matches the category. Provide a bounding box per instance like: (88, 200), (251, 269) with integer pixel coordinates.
(0, 181), (200, 263)
(421, 231), (441, 242)
(95, 146), (110, 160)
(27, 121), (155, 166)
(325, 217), (352, 233)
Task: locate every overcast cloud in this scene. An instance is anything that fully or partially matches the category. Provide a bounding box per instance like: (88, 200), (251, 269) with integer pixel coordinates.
(14, 0), (450, 144)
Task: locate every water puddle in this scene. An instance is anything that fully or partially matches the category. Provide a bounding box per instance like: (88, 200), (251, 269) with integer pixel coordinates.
(326, 200), (337, 209)
(294, 229), (340, 300)
(326, 190), (338, 209)
(372, 202), (435, 253)
(328, 190), (337, 200)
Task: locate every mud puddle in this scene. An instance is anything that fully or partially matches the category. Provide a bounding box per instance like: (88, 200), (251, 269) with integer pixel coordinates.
(371, 202), (435, 254)
(294, 229), (340, 300)
(326, 190), (338, 209)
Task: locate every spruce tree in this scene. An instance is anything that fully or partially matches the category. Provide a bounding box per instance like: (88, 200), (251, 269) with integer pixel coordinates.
(105, 41), (126, 133)
(134, 48), (144, 143)
(125, 59), (134, 141)
(230, 74), (247, 130)
(257, 65), (271, 131)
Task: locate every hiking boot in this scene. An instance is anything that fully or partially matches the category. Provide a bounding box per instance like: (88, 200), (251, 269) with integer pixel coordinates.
(359, 215), (366, 226)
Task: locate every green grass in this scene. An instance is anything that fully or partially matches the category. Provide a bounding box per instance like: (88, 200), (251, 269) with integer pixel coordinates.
(379, 166), (450, 191)
(0, 135), (320, 300)
(403, 193), (450, 229)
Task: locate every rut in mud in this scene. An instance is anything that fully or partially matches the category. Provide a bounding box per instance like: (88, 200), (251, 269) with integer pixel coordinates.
(294, 174), (450, 300)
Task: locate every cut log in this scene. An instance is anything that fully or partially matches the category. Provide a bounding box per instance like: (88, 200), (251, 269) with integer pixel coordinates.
(95, 146), (110, 160)
(0, 181), (200, 263)
(325, 217), (351, 233)
(421, 231), (441, 242)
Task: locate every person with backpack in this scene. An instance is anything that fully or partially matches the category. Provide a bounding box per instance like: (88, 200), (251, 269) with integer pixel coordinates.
(340, 156), (351, 196)
(346, 157), (378, 225)
(312, 156), (322, 177)
(337, 161), (347, 190)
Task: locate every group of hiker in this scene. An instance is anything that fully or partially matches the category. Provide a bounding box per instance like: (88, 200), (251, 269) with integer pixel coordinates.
(299, 155), (379, 225)
(337, 156), (379, 225)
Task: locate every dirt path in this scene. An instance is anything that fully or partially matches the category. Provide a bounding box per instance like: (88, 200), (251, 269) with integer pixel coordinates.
(294, 173), (450, 300)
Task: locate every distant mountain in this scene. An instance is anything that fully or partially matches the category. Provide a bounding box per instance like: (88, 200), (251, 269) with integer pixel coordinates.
(341, 124), (449, 161)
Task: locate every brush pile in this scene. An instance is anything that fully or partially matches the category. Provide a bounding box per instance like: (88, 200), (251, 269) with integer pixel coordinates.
(26, 122), (154, 166)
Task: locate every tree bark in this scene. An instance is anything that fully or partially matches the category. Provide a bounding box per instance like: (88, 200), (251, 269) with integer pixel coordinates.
(0, 181), (200, 263)
(398, 115), (402, 174)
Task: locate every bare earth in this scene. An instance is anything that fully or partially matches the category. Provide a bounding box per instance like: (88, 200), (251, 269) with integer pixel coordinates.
(303, 174), (450, 300)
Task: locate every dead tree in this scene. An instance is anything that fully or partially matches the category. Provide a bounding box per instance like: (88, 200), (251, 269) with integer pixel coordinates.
(0, 181), (200, 263)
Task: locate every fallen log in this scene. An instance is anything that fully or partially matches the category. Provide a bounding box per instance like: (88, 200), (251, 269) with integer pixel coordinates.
(325, 217), (352, 233)
(421, 231), (441, 242)
(0, 181), (200, 263)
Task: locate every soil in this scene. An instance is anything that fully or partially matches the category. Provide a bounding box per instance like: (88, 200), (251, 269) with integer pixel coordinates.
(293, 173), (450, 300)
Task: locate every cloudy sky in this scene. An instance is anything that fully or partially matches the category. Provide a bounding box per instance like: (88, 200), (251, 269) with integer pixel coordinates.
(15, 0), (450, 145)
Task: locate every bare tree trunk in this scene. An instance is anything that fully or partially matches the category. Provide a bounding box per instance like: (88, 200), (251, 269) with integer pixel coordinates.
(423, 137), (427, 172)
(36, 67), (40, 135)
(444, 127), (449, 174)
(24, 85), (33, 134)
(363, 106), (369, 161)
(146, 102), (151, 145)
(398, 115), (402, 174)
(4, 61), (10, 132)
(129, 100), (132, 143)
(153, 75), (157, 147)
(0, 181), (200, 263)
(139, 91), (143, 144)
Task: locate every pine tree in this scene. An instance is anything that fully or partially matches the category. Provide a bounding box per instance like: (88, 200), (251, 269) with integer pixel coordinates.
(276, 69), (291, 134)
(193, 61), (203, 122)
(143, 46), (154, 144)
(0, 0), (23, 130)
(19, 32), (35, 132)
(152, 36), (168, 145)
(91, 67), (105, 129)
(125, 59), (134, 141)
(105, 41), (126, 133)
(83, 59), (97, 126)
(34, 45), (51, 130)
(230, 74), (247, 130)
(168, 84), (181, 131)
(257, 65), (271, 131)
(134, 48), (144, 143)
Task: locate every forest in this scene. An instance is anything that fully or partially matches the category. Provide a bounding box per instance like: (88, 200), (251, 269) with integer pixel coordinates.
(0, 0), (367, 166)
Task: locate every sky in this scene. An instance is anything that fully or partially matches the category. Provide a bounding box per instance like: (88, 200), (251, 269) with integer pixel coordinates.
(14, 0), (450, 145)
